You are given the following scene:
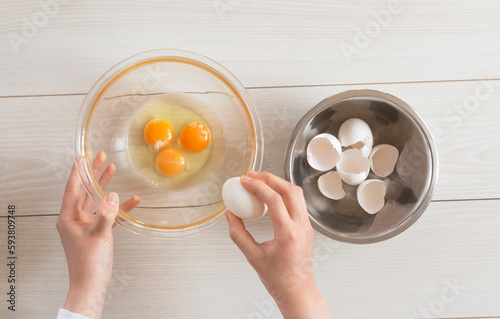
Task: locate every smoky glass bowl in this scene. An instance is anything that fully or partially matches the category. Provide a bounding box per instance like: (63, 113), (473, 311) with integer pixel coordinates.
(284, 90), (438, 244)
(74, 49), (263, 238)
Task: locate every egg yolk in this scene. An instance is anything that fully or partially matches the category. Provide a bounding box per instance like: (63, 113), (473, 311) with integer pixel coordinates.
(156, 148), (186, 176)
(180, 122), (211, 152)
(144, 119), (173, 151)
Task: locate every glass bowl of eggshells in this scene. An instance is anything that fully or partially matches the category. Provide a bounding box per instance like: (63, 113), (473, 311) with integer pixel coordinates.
(74, 49), (264, 238)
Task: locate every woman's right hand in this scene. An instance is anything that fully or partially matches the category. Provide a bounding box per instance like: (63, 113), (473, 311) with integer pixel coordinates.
(226, 171), (333, 319)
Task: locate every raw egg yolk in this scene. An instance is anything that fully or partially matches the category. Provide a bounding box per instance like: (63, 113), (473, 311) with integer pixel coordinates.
(180, 122), (211, 152)
(144, 119), (173, 151)
(156, 148), (186, 176)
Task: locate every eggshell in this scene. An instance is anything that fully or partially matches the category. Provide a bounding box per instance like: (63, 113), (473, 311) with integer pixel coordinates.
(222, 177), (268, 221)
(369, 144), (399, 178)
(318, 171), (345, 200)
(306, 133), (342, 171)
(337, 149), (370, 185)
(338, 118), (373, 157)
(356, 179), (387, 214)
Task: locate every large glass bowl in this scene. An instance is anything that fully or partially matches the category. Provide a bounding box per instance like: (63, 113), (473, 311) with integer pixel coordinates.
(74, 50), (263, 238)
(284, 90), (439, 244)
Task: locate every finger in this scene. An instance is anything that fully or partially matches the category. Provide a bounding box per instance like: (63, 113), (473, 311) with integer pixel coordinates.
(91, 151), (107, 179)
(248, 171), (291, 195)
(226, 212), (261, 260)
(120, 195), (141, 213)
(99, 163), (116, 191)
(113, 196), (141, 228)
(82, 152), (111, 210)
(240, 175), (290, 229)
(249, 171), (308, 222)
(82, 163), (116, 214)
(92, 192), (119, 235)
(59, 164), (83, 220)
(81, 152), (108, 212)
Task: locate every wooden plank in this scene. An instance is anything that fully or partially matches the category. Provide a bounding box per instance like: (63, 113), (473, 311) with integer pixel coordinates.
(0, 95), (83, 216)
(2, 80), (499, 216)
(254, 81), (500, 202)
(0, 200), (499, 318)
(0, 81), (500, 216)
(1, 0), (500, 96)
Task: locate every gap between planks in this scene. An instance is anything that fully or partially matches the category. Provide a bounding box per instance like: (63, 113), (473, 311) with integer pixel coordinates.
(0, 197), (498, 219)
(1, 77), (499, 99)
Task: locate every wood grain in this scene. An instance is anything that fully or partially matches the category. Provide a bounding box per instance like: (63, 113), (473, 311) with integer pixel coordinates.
(1, 80), (500, 217)
(0, 0), (499, 96)
(1, 2), (500, 318)
(0, 200), (499, 319)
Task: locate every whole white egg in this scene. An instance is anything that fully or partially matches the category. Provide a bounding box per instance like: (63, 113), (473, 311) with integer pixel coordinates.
(222, 177), (268, 221)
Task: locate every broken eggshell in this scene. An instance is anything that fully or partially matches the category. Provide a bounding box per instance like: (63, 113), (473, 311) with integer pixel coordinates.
(306, 133), (342, 171)
(338, 118), (373, 157)
(356, 179), (387, 214)
(337, 148), (370, 185)
(369, 144), (399, 178)
(317, 171), (345, 200)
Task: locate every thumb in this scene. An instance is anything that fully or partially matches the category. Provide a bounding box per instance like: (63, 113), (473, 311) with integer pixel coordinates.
(93, 192), (119, 235)
(226, 212), (260, 261)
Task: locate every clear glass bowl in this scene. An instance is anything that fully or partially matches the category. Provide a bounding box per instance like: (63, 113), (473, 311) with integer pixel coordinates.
(285, 90), (439, 244)
(74, 49), (263, 238)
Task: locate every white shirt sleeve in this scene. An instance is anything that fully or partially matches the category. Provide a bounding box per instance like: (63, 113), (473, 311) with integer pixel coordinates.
(57, 308), (90, 319)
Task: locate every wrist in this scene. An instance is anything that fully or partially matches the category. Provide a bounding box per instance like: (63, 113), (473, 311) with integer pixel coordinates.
(64, 284), (107, 319)
(274, 280), (319, 307)
(273, 282), (331, 319)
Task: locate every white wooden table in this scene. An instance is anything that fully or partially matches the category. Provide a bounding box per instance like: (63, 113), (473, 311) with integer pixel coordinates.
(1, 1), (500, 318)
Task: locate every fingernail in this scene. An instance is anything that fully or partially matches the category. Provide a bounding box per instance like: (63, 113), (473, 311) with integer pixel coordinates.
(225, 211), (231, 223)
(107, 192), (118, 206)
(241, 175), (253, 182)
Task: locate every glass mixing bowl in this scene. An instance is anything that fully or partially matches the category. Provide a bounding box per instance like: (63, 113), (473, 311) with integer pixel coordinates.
(74, 50), (263, 238)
